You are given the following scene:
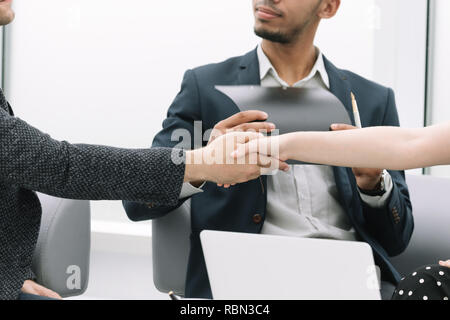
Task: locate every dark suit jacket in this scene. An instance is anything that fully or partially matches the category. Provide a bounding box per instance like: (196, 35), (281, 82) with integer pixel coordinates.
(0, 89), (185, 300)
(123, 49), (414, 299)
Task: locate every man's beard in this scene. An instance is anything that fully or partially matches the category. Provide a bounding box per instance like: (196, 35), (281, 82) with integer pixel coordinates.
(254, 27), (292, 44)
(254, 0), (322, 44)
(254, 19), (310, 44)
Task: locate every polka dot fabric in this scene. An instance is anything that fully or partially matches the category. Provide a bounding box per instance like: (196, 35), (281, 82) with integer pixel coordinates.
(392, 265), (450, 300)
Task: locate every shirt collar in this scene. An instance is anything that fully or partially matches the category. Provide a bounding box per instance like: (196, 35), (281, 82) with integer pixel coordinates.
(257, 44), (330, 88)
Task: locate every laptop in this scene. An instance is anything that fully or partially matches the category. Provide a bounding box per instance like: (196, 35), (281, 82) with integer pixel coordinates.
(200, 230), (381, 300)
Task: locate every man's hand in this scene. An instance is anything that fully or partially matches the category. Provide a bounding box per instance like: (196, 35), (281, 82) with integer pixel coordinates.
(193, 110), (276, 188)
(330, 124), (383, 191)
(184, 131), (288, 186)
(439, 260), (450, 269)
(21, 280), (62, 299)
(208, 110), (276, 145)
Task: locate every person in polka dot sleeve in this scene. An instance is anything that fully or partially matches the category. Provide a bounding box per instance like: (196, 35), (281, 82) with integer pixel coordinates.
(235, 117), (450, 300)
(392, 261), (450, 301)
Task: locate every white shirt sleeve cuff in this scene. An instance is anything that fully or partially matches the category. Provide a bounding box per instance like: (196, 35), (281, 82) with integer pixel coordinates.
(179, 182), (205, 199)
(358, 170), (394, 209)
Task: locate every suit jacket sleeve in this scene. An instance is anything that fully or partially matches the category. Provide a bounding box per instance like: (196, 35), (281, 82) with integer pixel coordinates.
(0, 105), (185, 207)
(123, 69), (201, 221)
(361, 88), (414, 257)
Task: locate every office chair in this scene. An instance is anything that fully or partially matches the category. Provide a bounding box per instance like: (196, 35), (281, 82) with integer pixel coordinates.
(31, 193), (91, 298)
(152, 199), (191, 297)
(390, 174), (450, 275)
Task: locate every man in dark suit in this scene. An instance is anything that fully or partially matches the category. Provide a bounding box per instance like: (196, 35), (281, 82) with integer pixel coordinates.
(0, 1), (283, 300)
(123, 0), (413, 300)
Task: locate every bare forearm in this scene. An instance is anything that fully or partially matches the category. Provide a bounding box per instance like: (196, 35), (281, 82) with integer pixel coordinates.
(281, 125), (447, 170)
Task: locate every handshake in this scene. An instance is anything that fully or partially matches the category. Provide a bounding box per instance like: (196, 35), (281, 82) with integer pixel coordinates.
(182, 110), (368, 189)
(183, 110), (289, 187)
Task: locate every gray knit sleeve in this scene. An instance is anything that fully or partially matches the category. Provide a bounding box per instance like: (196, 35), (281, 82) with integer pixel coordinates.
(0, 108), (185, 207)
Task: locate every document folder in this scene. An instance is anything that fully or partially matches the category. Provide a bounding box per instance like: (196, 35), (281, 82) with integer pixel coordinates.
(216, 85), (352, 134)
(216, 86), (352, 165)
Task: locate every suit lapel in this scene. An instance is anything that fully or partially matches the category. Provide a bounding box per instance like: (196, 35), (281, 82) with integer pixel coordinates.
(323, 57), (360, 217)
(323, 56), (356, 126)
(237, 48), (261, 86)
(0, 89), (12, 115)
(6, 102), (14, 116)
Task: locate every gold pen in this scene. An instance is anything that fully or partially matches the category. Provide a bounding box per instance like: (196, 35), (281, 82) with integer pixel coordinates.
(351, 92), (362, 129)
(169, 290), (180, 300)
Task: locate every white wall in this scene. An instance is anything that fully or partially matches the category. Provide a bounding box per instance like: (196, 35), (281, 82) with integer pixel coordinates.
(318, 0), (428, 130)
(4, 0), (428, 225)
(428, 0), (450, 178)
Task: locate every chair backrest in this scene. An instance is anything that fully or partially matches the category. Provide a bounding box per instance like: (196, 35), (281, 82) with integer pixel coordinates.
(32, 194), (91, 298)
(390, 174), (450, 276)
(152, 175), (450, 295)
(152, 200), (191, 296)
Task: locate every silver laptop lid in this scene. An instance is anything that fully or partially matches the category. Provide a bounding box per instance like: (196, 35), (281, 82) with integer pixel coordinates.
(200, 230), (381, 300)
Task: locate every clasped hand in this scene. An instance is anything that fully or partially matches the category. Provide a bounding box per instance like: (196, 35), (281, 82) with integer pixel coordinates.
(232, 123), (384, 192)
(184, 111), (289, 187)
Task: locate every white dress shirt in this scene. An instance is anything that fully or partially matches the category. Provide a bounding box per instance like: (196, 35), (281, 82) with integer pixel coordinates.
(179, 45), (393, 242)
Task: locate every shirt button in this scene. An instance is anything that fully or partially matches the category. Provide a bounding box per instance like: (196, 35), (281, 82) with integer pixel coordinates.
(253, 214), (262, 224)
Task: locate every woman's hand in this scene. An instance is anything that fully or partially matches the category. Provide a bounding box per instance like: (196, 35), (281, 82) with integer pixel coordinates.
(206, 110), (276, 188)
(185, 131), (289, 186)
(439, 260), (450, 269)
(231, 134), (292, 163)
